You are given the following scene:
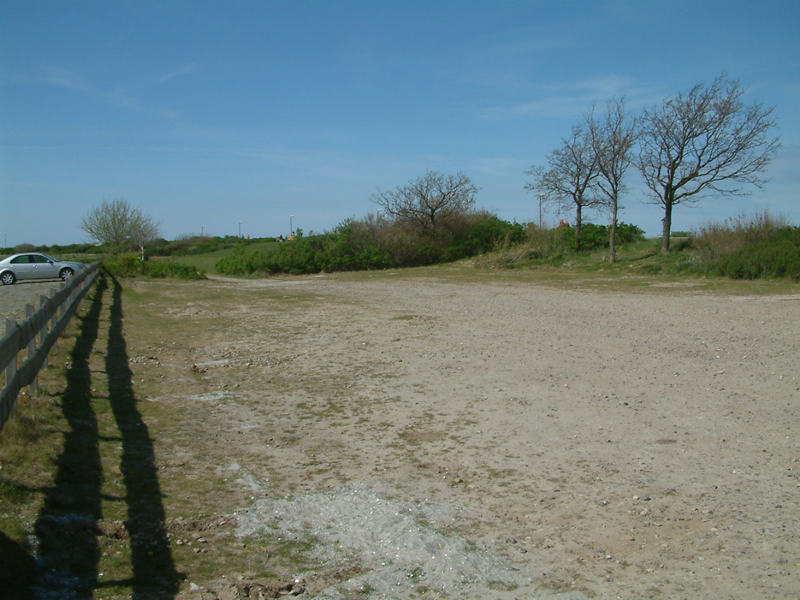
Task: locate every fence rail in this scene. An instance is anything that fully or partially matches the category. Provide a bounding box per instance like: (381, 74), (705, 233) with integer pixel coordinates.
(0, 263), (100, 433)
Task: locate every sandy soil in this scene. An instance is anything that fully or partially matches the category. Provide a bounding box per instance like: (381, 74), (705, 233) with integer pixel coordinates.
(129, 274), (800, 599)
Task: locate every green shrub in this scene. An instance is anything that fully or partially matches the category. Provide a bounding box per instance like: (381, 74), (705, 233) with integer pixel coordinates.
(676, 212), (799, 280)
(145, 261), (206, 280)
(712, 227), (800, 280)
(616, 222), (645, 244)
(479, 221), (646, 269)
(102, 253), (144, 277)
(149, 235), (262, 258)
(693, 211), (789, 262)
(102, 254), (206, 280)
(446, 214), (526, 260)
(555, 222), (641, 252)
(215, 213), (527, 275)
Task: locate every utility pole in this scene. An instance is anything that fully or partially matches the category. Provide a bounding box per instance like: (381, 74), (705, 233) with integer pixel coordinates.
(538, 194), (544, 228)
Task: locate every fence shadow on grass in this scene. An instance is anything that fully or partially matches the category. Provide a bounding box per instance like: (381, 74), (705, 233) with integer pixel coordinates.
(103, 273), (180, 598)
(33, 272), (107, 597)
(31, 272), (180, 599)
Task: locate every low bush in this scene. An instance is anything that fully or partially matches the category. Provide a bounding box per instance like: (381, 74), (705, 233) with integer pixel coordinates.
(681, 211), (799, 280)
(483, 221), (645, 268)
(215, 213), (527, 275)
(102, 253), (206, 280)
(712, 226), (800, 280)
(145, 261), (207, 280)
(557, 222), (645, 251)
(102, 253), (143, 277)
(693, 211), (789, 262)
(617, 222), (646, 244)
(216, 225), (393, 275)
(445, 214), (526, 259)
(559, 223), (607, 251)
(149, 235), (258, 257)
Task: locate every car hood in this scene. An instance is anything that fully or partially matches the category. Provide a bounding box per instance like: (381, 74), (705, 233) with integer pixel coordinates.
(55, 260), (86, 270)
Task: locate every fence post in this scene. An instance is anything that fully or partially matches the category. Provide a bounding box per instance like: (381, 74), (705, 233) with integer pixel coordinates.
(5, 318), (17, 387)
(50, 288), (58, 329)
(40, 295), (50, 369)
(26, 304), (37, 395)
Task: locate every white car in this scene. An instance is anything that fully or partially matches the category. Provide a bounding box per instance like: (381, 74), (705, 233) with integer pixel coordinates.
(0, 252), (86, 285)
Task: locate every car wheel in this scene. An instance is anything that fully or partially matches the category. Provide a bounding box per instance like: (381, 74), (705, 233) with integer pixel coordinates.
(0, 271), (16, 285)
(59, 268), (74, 281)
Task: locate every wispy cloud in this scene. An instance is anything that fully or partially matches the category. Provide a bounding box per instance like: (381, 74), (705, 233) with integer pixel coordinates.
(470, 156), (532, 176)
(108, 87), (142, 112)
(43, 64), (200, 119)
(158, 108), (184, 122)
(45, 66), (142, 111)
(45, 67), (90, 91)
(481, 75), (660, 120)
(158, 63), (201, 83)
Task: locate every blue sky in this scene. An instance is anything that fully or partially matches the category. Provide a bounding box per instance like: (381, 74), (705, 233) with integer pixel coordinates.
(1, 0), (798, 246)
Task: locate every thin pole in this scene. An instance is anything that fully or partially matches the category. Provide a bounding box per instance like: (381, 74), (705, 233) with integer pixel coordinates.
(538, 194), (544, 228)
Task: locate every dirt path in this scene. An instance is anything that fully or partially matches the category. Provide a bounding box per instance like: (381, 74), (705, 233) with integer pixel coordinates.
(22, 272), (797, 599)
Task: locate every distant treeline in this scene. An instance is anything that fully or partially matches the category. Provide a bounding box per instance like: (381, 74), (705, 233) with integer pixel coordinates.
(2, 242), (101, 256)
(3, 235), (249, 260)
(7, 211), (797, 282)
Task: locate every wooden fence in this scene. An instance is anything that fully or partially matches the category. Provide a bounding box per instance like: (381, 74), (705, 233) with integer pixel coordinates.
(0, 263), (100, 433)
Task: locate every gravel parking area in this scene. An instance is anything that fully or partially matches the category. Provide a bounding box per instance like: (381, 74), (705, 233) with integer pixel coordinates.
(151, 274), (799, 600)
(5, 272), (798, 599)
(0, 280), (64, 324)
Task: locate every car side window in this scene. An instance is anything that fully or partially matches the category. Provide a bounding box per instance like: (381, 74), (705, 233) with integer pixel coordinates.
(11, 255), (30, 264)
(32, 255), (49, 263)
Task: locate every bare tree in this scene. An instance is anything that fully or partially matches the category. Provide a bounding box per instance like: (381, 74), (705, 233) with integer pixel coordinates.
(371, 171), (478, 236)
(525, 125), (601, 247)
(586, 97), (637, 263)
(637, 75), (780, 252)
(81, 199), (160, 257)
(130, 212), (161, 261)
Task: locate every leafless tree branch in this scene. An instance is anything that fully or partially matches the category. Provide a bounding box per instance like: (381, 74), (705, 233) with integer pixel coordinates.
(637, 74), (780, 252)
